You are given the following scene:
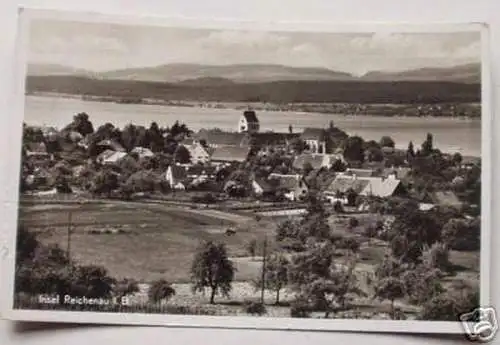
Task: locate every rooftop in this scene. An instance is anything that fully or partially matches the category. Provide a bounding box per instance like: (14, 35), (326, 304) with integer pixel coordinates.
(242, 110), (259, 123)
(194, 130), (249, 147)
(301, 128), (326, 141)
(211, 146), (250, 163)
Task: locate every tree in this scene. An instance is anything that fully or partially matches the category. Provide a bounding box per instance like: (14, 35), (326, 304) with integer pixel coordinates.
(452, 152), (463, 165)
(90, 169), (119, 197)
(389, 208), (442, 264)
(407, 141), (416, 162)
(255, 253), (289, 305)
(418, 289), (478, 321)
(380, 136), (395, 148)
(148, 122), (164, 153)
(421, 133), (434, 156)
(374, 276), (406, 319)
(65, 112), (94, 136)
(401, 265), (444, 305)
(69, 265), (116, 299)
(121, 124), (138, 152)
(175, 145), (191, 164)
(170, 121), (191, 139)
(148, 279), (176, 304)
(442, 218), (480, 251)
(288, 240), (363, 317)
(113, 278), (140, 299)
(346, 188), (358, 206)
(343, 136), (365, 163)
(16, 225), (39, 265)
(330, 159), (346, 172)
(190, 241), (235, 304)
(366, 147), (384, 162)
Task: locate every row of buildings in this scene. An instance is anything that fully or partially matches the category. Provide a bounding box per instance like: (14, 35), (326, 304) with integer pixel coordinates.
(23, 110), (469, 209)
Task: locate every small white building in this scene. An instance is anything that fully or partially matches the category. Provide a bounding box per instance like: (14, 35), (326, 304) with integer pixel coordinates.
(300, 128), (327, 154)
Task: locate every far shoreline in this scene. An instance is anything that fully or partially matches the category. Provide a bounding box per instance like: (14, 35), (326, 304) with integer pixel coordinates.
(25, 92), (482, 120)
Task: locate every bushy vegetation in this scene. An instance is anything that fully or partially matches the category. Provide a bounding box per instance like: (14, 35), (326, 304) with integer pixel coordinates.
(14, 224), (139, 303)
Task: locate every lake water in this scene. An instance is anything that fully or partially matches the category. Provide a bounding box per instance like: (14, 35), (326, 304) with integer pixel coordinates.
(24, 95), (482, 157)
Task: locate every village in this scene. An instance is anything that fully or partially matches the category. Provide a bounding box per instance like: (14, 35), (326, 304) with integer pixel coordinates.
(20, 109), (480, 214)
(16, 108), (482, 320)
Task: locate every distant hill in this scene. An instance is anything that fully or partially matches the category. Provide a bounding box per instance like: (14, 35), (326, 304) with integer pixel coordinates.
(27, 62), (481, 84)
(27, 63), (94, 77)
(97, 63), (355, 83)
(361, 63), (480, 83)
(25, 75), (481, 104)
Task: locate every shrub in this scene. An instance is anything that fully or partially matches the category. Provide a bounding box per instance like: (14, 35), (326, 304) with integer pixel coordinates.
(333, 201), (344, 213)
(243, 301), (267, 316)
(148, 279), (176, 304)
(290, 297), (312, 318)
(113, 278), (140, 299)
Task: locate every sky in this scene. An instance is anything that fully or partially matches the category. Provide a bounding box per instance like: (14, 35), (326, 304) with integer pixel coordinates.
(28, 19), (481, 76)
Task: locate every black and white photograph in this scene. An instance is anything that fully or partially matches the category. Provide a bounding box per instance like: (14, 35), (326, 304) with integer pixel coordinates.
(1, 9), (492, 333)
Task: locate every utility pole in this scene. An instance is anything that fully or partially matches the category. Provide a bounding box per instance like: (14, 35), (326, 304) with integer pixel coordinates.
(260, 236), (267, 304)
(67, 211), (72, 260)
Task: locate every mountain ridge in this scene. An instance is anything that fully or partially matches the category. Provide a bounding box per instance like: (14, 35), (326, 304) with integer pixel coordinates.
(26, 62), (481, 84)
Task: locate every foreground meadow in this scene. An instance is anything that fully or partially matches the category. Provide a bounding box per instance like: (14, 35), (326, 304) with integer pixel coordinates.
(17, 199), (479, 318)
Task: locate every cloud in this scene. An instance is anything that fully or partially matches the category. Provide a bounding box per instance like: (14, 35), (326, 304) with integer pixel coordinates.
(28, 20), (482, 74)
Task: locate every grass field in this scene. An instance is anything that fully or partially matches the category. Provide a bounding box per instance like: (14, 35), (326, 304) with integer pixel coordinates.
(19, 201), (276, 283)
(18, 200), (480, 317)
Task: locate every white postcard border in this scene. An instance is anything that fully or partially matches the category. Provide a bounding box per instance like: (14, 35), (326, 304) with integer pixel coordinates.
(0, 8), (493, 334)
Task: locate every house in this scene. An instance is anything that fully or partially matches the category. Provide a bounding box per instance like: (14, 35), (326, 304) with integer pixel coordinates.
(292, 153), (345, 171)
(427, 191), (463, 208)
(165, 164), (218, 190)
(382, 167), (411, 180)
(182, 142), (212, 164)
(359, 175), (403, 198)
(131, 147), (154, 159)
(251, 177), (276, 197)
(211, 146), (251, 165)
(419, 203), (435, 211)
(97, 139), (126, 152)
(185, 165), (217, 186)
(300, 128), (326, 153)
(323, 176), (370, 204)
(238, 110), (260, 133)
(193, 130), (250, 148)
(97, 150), (127, 165)
(165, 165), (188, 190)
(268, 173), (308, 201)
(323, 174), (403, 204)
(251, 132), (300, 148)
